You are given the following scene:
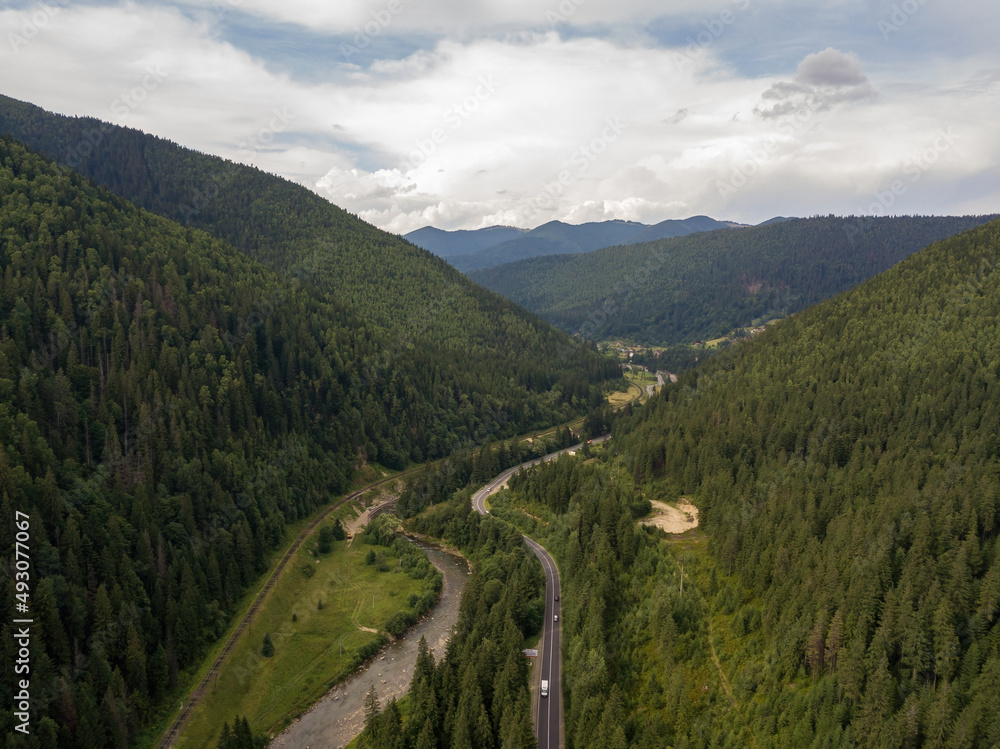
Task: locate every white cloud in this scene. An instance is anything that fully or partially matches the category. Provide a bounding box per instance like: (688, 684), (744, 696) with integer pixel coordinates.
(754, 47), (877, 120)
(797, 47), (867, 87)
(169, 0), (719, 35)
(1, 3), (998, 234)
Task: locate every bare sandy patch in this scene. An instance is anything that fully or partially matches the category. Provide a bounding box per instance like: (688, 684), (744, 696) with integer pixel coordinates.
(641, 498), (699, 534)
(344, 484), (402, 542)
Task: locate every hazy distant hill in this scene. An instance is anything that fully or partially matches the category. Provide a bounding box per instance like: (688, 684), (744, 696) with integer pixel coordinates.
(403, 225), (527, 257)
(629, 214), (741, 243)
(446, 215), (734, 272)
(756, 215), (797, 226)
(469, 214), (999, 345)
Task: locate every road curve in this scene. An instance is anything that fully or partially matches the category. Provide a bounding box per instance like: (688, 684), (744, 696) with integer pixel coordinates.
(472, 437), (609, 516)
(645, 371), (665, 397)
(472, 436), (608, 749)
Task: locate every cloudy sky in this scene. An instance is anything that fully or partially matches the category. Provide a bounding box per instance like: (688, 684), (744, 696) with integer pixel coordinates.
(3, 0), (999, 233)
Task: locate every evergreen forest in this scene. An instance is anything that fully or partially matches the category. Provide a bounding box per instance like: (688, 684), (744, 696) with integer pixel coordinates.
(470, 215), (998, 348)
(0, 135), (610, 747)
(488, 220), (1000, 747)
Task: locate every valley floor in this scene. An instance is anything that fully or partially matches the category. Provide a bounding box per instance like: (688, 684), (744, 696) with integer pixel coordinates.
(270, 542), (470, 749)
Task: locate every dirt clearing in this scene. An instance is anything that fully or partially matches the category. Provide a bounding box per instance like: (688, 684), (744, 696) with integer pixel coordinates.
(642, 498), (699, 534)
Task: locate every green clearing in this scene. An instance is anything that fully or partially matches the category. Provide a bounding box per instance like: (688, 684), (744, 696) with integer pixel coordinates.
(152, 414), (595, 749)
(141, 487), (390, 748)
(137, 508), (324, 749)
(627, 368), (658, 384)
(175, 527), (436, 748)
(608, 381), (643, 407)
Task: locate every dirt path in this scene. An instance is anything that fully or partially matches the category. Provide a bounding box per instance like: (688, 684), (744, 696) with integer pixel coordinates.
(707, 619), (737, 708)
(351, 586), (379, 635)
(344, 487), (400, 544)
(708, 619), (759, 749)
(518, 508), (547, 525)
(641, 498), (699, 534)
(269, 542), (470, 749)
(159, 472), (423, 748)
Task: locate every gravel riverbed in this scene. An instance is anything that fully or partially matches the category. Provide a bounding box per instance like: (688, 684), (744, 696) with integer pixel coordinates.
(270, 541), (469, 749)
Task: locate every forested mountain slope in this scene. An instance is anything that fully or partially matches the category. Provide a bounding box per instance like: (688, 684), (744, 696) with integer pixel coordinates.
(496, 220), (1000, 746)
(0, 136), (600, 748)
(469, 215), (998, 346)
(0, 95), (616, 408)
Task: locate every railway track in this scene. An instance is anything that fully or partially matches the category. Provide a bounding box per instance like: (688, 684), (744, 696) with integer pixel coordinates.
(157, 409), (625, 747)
(157, 468), (422, 748)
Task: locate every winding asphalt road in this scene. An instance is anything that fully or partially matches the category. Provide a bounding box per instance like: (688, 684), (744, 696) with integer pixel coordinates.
(472, 437), (608, 749)
(645, 371), (665, 397)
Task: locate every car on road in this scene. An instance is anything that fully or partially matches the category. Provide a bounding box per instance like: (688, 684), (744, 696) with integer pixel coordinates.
(554, 614), (559, 622)
(554, 594), (559, 601)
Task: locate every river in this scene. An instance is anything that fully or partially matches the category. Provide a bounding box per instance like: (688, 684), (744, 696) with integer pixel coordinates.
(269, 541), (469, 748)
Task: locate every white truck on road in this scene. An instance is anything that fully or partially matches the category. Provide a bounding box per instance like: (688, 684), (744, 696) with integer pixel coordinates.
(540, 680), (549, 697)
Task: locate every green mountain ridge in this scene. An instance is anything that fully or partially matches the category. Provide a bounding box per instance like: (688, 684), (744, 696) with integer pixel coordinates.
(0, 134), (401, 746)
(0, 128), (608, 748)
(0, 94), (616, 404)
(469, 214), (999, 348)
(495, 219), (1000, 746)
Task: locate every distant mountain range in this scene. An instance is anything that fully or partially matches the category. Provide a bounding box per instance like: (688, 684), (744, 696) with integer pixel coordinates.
(403, 225), (528, 258)
(467, 215), (1000, 347)
(405, 215), (762, 272)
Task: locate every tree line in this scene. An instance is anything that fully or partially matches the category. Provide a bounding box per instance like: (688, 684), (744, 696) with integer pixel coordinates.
(0, 136), (607, 748)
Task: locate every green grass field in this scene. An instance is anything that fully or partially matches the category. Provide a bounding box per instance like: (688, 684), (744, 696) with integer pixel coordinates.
(174, 527), (435, 748)
(628, 368), (657, 384)
(608, 381), (643, 407)
(144, 414), (599, 749)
